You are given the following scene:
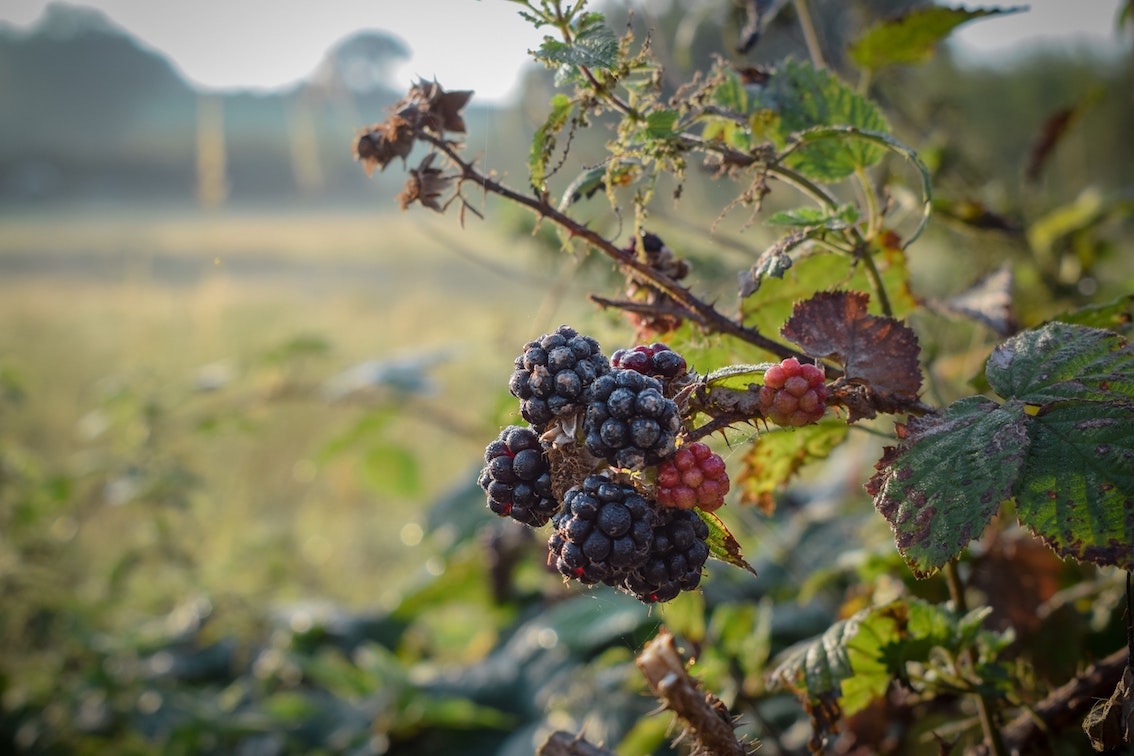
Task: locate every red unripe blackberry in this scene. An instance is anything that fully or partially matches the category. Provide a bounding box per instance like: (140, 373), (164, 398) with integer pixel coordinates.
(509, 325), (609, 429)
(758, 357), (827, 427)
(547, 474), (656, 585)
(611, 343), (688, 381)
(622, 507), (709, 603)
(656, 442), (730, 512)
(478, 426), (559, 526)
(583, 369), (681, 470)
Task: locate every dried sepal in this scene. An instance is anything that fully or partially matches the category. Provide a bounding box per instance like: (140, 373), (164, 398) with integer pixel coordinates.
(398, 153), (452, 212)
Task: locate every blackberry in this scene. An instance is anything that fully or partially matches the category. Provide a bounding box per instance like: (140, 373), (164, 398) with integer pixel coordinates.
(656, 442), (730, 513)
(622, 508), (710, 603)
(547, 474), (655, 585)
(509, 325), (609, 429)
(758, 357), (828, 427)
(611, 343), (688, 381)
(478, 426), (559, 526)
(583, 369), (681, 470)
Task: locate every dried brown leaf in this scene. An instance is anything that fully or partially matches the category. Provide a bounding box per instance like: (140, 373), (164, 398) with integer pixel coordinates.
(781, 290), (922, 401)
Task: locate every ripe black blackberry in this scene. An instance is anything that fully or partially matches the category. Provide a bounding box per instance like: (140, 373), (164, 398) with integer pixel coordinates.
(508, 325), (609, 429)
(547, 475), (655, 585)
(583, 369), (681, 470)
(611, 343), (688, 380)
(478, 426), (559, 527)
(622, 508), (710, 603)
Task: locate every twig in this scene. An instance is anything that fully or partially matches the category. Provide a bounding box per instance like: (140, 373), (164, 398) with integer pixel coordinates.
(636, 628), (754, 755)
(418, 129), (819, 366)
(982, 647), (1130, 755)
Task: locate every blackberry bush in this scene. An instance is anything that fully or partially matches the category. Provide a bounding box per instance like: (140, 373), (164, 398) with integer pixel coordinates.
(655, 442), (730, 512)
(583, 369), (681, 470)
(547, 474), (655, 585)
(758, 357), (828, 427)
(508, 325), (609, 429)
(622, 507), (710, 604)
(477, 425), (559, 526)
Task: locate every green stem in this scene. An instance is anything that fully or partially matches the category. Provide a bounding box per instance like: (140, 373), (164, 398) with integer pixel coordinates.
(858, 243), (893, 317)
(945, 561), (1008, 756)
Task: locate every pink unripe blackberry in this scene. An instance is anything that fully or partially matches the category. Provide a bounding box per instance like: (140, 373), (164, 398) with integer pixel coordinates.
(758, 357), (827, 427)
(656, 442), (730, 512)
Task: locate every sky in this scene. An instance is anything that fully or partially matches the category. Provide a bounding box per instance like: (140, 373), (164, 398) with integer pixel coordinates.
(0, 0), (1128, 103)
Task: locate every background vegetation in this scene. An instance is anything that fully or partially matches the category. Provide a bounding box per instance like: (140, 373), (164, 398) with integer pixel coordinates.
(1, 1), (1131, 754)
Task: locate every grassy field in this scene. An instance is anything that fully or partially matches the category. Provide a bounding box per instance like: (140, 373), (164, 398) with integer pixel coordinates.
(0, 206), (613, 618)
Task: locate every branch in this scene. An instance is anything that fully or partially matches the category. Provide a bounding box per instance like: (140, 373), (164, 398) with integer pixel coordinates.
(969, 647), (1130, 755)
(418, 130), (814, 364)
(636, 628), (754, 756)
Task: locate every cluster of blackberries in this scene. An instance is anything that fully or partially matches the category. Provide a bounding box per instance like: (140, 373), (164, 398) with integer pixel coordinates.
(476, 324), (718, 603)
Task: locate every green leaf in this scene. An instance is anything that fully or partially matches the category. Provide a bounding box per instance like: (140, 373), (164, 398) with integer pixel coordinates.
(644, 109), (679, 139)
(871, 323), (1134, 575)
(713, 69), (749, 112)
(535, 18), (618, 74)
(1051, 295), (1134, 336)
(868, 397), (1030, 577)
(738, 420), (849, 513)
(766, 204), (859, 229)
(530, 93), (574, 194)
(763, 59), (891, 181)
(697, 510), (758, 577)
(986, 322), (1134, 405)
(1015, 401), (1134, 570)
(849, 6), (1025, 72)
(770, 598), (1013, 716)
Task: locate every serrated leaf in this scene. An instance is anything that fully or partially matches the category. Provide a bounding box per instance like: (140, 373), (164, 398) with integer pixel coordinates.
(868, 397), (1030, 577)
(781, 290), (922, 400)
(769, 609), (861, 703)
(849, 6), (1024, 72)
(530, 93), (574, 194)
(766, 204), (859, 229)
(535, 20), (618, 74)
(1014, 401), (1134, 570)
(986, 322), (1134, 405)
(738, 420), (849, 514)
(713, 69), (749, 112)
(765, 59), (891, 181)
(696, 510), (758, 577)
(1052, 295), (1134, 336)
(644, 109), (679, 139)
(741, 242), (915, 340)
(771, 598), (1012, 716)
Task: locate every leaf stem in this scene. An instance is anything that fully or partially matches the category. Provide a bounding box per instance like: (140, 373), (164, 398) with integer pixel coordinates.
(945, 560), (1008, 756)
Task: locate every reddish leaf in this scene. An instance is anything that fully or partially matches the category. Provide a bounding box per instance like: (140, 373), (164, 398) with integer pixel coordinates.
(781, 290), (922, 401)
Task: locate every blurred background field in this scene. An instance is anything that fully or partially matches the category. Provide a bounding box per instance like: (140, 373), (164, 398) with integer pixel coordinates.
(1, 1), (1132, 754)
